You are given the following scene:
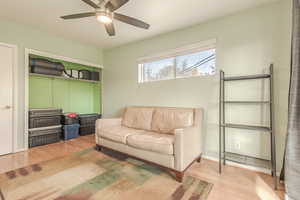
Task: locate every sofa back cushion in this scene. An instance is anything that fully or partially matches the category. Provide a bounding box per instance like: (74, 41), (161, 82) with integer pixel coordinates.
(151, 108), (194, 134)
(122, 107), (154, 130)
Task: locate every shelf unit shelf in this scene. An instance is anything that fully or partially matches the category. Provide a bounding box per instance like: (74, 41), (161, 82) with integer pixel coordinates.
(221, 123), (271, 132)
(219, 64), (277, 189)
(224, 152), (271, 169)
(29, 73), (100, 84)
(224, 74), (270, 81)
(223, 101), (270, 104)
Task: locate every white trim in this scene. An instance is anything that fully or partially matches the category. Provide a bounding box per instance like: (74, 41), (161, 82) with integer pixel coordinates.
(101, 70), (104, 115)
(137, 39), (217, 83)
(137, 38), (217, 63)
(0, 42), (18, 153)
(26, 49), (103, 69)
(24, 49), (29, 150)
(24, 48), (103, 150)
(202, 155), (280, 175)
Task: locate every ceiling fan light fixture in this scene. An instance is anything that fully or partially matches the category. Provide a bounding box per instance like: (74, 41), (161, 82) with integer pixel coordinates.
(61, 0), (150, 36)
(96, 11), (113, 24)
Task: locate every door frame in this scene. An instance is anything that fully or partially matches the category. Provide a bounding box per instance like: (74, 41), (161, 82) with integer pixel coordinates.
(0, 42), (18, 153)
(24, 48), (103, 149)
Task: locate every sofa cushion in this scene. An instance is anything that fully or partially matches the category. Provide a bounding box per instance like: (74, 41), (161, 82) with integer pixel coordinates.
(99, 125), (144, 144)
(151, 108), (194, 134)
(122, 107), (154, 130)
(127, 132), (174, 155)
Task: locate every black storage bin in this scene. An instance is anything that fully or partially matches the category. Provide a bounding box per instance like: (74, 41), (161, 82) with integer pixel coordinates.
(29, 115), (61, 129)
(30, 58), (65, 76)
(79, 114), (101, 126)
(29, 108), (63, 118)
(90, 71), (100, 81)
(31, 66), (63, 76)
(79, 70), (91, 80)
(29, 125), (62, 148)
(30, 58), (65, 71)
(79, 125), (96, 136)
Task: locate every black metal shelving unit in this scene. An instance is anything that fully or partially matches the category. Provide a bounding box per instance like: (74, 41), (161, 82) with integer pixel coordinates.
(219, 64), (277, 189)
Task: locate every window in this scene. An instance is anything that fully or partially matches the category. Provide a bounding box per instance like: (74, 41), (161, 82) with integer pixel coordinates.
(138, 39), (216, 83)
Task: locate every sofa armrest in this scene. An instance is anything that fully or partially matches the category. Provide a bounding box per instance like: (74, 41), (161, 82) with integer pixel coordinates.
(95, 118), (122, 142)
(174, 126), (202, 171)
(96, 118), (122, 129)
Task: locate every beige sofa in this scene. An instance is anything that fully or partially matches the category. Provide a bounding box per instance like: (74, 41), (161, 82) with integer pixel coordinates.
(95, 106), (203, 182)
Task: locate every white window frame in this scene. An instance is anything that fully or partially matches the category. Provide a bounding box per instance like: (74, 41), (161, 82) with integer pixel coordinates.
(138, 39), (217, 83)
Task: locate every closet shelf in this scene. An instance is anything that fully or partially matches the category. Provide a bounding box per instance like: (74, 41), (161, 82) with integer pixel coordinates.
(29, 73), (100, 84)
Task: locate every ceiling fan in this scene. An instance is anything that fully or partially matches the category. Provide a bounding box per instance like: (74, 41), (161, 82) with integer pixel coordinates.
(61, 0), (150, 36)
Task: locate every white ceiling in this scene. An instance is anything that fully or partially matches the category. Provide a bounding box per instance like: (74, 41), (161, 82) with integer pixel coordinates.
(0, 0), (279, 49)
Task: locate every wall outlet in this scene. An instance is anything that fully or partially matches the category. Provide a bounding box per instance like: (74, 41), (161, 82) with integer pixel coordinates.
(234, 141), (241, 150)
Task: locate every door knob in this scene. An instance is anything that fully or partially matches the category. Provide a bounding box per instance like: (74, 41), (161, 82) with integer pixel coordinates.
(4, 105), (12, 109)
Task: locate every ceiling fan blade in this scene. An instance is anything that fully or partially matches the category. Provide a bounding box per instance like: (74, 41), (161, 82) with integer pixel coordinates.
(82, 0), (99, 8)
(105, 0), (129, 11)
(114, 13), (150, 29)
(105, 23), (116, 36)
(61, 12), (96, 20)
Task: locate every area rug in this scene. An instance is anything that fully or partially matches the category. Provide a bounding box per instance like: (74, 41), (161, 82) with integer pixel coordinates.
(0, 148), (213, 200)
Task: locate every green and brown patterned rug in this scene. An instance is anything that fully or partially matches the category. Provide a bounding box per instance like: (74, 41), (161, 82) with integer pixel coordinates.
(0, 148), (213, 200)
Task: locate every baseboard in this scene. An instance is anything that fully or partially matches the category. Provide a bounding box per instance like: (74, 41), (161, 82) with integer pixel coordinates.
(202, 155), (280, 175)
(286, 194), (296, 200)
(14, 148), (27, 153)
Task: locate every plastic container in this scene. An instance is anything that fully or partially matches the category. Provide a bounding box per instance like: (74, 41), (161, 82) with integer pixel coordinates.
(30, 58), (65, 76)
(62, 113), (79, 125)
(79, 114), (101, 126)
(79, 70), (91, 80)
(29, 125), (62, 148)
(90, 71), (100, 81)
(30, 58), (65, 71)
(63, 124), (80, 140)
(31, 66), (63, 76)
(63, 69), (72, 78)
(29, 108), (63, 118)
(63, 69), (79, 79)
(29, 115), (61, 129)
(79, 125), (95, 136)
(71, 70), (79, 79)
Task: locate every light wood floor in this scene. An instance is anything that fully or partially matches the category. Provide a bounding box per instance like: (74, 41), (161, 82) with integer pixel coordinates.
(0, 135), (285, 200)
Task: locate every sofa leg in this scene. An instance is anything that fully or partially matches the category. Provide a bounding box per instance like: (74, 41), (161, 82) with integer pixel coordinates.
(197, 155), (202, 163)
(95, 145), (102, 151)
(174, 171), (184, 183)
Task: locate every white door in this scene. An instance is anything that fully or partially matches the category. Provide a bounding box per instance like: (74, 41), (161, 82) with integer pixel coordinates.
(0, 44), (14, 155)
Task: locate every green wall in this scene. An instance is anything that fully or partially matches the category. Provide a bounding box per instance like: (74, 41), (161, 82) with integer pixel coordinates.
(29, 77), (101, 114)
(29, 55), (101, 114)
(0, 17), (103, 149)
(103, 0), (291, 171)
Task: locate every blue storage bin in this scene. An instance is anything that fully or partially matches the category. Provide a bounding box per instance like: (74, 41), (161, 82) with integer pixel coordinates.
(63, 124), (80, 140)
